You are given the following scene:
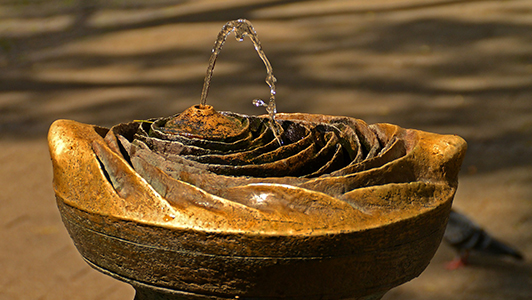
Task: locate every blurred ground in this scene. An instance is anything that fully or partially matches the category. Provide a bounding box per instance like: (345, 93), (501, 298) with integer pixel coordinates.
(1, 0), (531, 299)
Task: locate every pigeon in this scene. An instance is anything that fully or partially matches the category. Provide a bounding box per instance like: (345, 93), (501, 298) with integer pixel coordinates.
(443, 209), (524, 270)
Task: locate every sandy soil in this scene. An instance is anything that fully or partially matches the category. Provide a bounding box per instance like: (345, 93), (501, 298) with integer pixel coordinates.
(1, 1), (531, 299)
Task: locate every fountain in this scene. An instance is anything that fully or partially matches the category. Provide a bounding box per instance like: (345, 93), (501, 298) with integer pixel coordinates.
(48, 20), (467, 300)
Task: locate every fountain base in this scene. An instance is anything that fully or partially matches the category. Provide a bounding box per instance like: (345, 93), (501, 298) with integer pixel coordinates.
(87, 259), (388, 300)
(132, 287), (387, 300)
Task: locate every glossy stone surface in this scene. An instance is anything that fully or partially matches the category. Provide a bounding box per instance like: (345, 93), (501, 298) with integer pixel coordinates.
(48, 110), (466, 300)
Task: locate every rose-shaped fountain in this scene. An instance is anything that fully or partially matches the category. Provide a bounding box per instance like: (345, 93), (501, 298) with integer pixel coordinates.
(49, 20), (466, 300)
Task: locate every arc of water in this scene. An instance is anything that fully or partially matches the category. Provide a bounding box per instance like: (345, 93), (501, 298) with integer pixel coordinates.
(200, 19), (283, 146)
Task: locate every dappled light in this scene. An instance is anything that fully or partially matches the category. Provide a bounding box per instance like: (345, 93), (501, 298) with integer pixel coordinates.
(1, 1), (531, 300)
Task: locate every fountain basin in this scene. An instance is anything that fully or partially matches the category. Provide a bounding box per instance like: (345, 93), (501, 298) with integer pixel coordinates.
(49, 113), (466, 300)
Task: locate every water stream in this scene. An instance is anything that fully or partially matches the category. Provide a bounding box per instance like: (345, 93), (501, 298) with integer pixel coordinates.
(200, 19), (282, 145)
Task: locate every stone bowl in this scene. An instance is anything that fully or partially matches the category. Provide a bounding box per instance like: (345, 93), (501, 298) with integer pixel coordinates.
(48, 111), (466, 300)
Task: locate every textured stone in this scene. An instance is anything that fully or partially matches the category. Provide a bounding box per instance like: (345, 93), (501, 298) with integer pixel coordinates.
(48, 108), (466, 299)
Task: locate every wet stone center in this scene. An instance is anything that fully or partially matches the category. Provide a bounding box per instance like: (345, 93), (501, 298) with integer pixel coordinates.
(163, 105), (247, 140)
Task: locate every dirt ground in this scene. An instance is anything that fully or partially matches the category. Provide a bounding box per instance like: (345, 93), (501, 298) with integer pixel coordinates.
(1, 0), (531, 299)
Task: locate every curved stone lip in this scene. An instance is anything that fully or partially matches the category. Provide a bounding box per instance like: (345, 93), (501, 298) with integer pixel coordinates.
(48, 114), (466, 236)
(56, 193), (451, 257)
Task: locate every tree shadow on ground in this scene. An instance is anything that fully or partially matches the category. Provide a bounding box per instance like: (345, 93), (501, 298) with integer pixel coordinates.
(2, 0), (532, 176)
(1, 1), (531, 300)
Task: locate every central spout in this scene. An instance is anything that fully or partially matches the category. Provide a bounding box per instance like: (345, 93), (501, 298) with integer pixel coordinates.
(164, 105), (246, 140)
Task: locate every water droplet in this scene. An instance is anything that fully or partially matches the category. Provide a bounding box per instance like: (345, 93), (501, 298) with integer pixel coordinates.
(235, 31), (246, 42)
(253, 99), (266, 107)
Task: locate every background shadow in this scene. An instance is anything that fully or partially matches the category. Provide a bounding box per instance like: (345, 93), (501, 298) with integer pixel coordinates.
(0, 1), (531, 299)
